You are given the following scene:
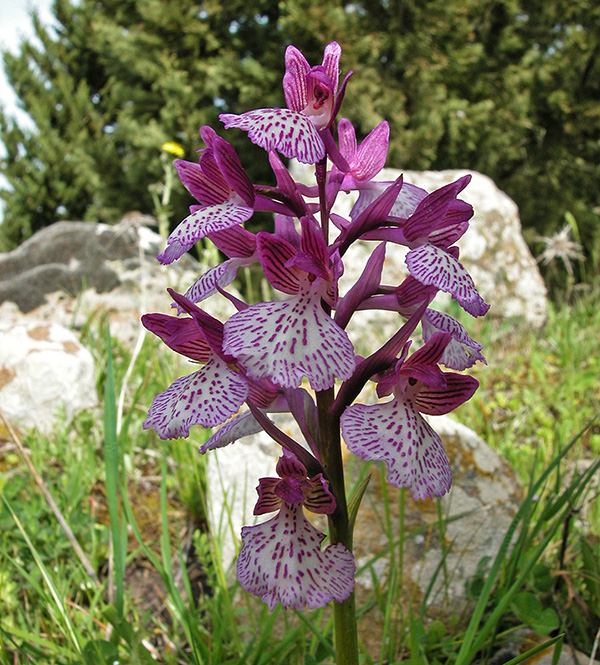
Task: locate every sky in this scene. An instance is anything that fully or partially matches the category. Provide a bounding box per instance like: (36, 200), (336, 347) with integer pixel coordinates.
(0, 0), (55, 221)
(0, 0), (55, 127)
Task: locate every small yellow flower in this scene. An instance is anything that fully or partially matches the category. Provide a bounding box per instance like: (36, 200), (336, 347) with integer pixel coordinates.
(161, 141), (184, 157)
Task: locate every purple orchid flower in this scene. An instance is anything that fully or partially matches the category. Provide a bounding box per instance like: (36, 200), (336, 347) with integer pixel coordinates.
(237, 451), (355, 610)
(223, 216), (356, 390)
(144, 39), (489, 624)
(157, 126), (255, 264)
(220, 42), (349, 164)
(340, 332), (478, 500)
(142, 289), (249, 437)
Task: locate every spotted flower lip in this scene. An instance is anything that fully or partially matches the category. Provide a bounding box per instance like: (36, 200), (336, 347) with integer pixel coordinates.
(157, 126), (255, 264)
(223, 218), (356, 390)
(341, 333), (478, 500)
(142, 290), (249, 439)
(237, 502), (355, 611)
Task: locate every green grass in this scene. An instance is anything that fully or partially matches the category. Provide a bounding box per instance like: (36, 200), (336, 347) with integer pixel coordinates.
(0, 290), (599, 664)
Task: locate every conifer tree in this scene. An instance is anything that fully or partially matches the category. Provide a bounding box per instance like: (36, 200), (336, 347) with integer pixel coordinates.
(2, 0), (599, 282)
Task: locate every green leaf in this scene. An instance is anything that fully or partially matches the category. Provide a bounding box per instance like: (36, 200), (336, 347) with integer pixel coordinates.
(511, 592), (559, 636)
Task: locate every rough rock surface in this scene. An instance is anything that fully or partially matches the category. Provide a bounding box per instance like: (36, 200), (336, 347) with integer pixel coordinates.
(352, 415), (522, 604)
(0, 319), (97, 433)
(290, 164), (548, 332)
(0, 216), (198, 315)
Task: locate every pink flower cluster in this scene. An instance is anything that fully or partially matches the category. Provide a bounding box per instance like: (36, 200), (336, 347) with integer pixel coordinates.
(143, 42), (488, 611)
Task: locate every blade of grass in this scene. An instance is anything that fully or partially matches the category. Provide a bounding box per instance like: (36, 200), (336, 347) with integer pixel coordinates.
(499, 634), (564, 665)
(2, 495), (82, 656)
(0, 406), (99, 585)
(453, 420), (596, 665)
(104, 330), (125, 620)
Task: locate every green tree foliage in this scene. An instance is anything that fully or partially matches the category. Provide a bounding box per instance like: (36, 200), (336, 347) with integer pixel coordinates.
(1, 0), (599, 282)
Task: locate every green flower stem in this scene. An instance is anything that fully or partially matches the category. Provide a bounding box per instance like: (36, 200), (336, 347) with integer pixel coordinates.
(317, 386), (359, 665)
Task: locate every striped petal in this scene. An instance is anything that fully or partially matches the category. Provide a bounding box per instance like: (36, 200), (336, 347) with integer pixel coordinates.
(237, 502), (355, 611)
(158, 199), (254, 264)
(422, 309), (486, 370)
(141, 313), (210, 363)
(341, 398), (452, 500)
(199, 410), (262, 453)
(223, 286), (356, 391)
(220, 109), (325, 164)
(405, 244), (490, 317)
(183, 258), (247, 304)
(142, 354), (248, 438)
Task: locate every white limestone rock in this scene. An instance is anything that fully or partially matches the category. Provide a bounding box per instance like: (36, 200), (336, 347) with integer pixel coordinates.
(0, 319), (98, 433)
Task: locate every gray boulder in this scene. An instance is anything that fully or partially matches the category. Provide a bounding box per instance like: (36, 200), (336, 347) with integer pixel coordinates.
(0, 215), (197, 314)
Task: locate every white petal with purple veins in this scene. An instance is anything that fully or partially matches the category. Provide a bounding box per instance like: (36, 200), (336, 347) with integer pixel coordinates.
(220, 109), (326, 164)
(237, 502), (355, 611)
(405, 244), (490, 317)
(158, 199), (254, 264)
(341, 399), (452, 500)
(143, 354), (248, 438)
(183, 259), (245, 304)
(223, 287), (356, 391)
(422, 310), (486, 370)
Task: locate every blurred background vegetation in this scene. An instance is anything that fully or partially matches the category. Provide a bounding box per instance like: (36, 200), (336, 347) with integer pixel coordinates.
(1, 0), (599, 295)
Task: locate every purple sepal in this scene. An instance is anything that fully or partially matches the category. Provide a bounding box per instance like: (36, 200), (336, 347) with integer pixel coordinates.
(209, 224), (257, 258)
(405, 244), (490, 317)
(402, 175), (471, 244)
(237, 502), (355, 611)
(257, 232), (302, 294)
(399, 332), (450, 389)
(338, 118), (389, 187)
(415, 373), (479, 415)
(141, 313), (210, 362)
(335, 242), (386, 329)
(254, 477), (283, 514)
(167, 289), (228, 358)
(213, 136), (255, 206)
(396, 275), (438, 315)
(300, 216), (329, 270)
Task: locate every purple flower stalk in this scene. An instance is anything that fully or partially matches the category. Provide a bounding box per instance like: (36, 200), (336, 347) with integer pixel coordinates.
(143, 41), (488, 662)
